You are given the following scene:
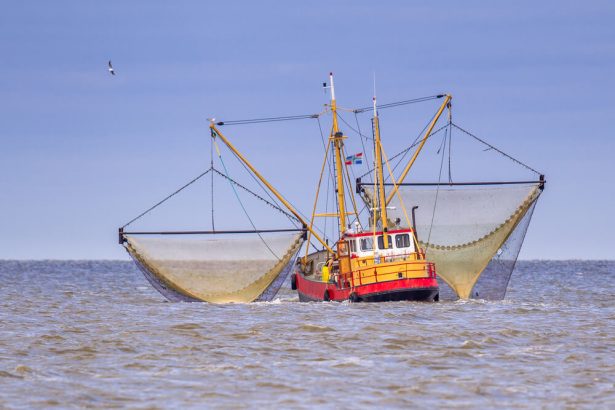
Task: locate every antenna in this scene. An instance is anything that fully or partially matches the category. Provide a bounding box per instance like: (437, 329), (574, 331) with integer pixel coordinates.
(372, 72), (377, 117)
(323, 72), (337, 102)
(373, 72), (376, 96)
(323, 72), (333, 95)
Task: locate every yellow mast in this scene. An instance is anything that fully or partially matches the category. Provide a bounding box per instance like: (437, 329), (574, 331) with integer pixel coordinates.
(385, 94), (452, 205)
(209, 123), (334, 254)
(372, 95), (390, 248)
(329, 73), (348, 239)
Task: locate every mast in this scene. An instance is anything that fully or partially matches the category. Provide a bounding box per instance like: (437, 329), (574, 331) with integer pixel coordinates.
(372, 95), (389, 248)
(329, 73), (348, 238)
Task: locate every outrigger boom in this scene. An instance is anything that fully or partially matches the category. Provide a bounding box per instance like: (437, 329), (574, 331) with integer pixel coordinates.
(209, 122), (333, 255)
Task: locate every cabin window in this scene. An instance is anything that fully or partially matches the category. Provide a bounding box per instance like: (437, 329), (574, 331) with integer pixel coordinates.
(377, 235), (392, 249)
(338, 241), (348, 256)
(360, 237), (373, 251)
(349, 240), (357, 253)
(395, 234), (412, 249)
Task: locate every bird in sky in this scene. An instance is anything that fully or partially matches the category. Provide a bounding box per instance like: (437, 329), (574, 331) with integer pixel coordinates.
(108, 60), (115, 76)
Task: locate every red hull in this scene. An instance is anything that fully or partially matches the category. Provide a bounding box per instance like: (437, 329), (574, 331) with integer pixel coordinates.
(294, 273), (439, 303)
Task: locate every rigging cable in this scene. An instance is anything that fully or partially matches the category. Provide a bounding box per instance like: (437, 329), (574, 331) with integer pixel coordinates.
(353, 94), (445, 113)
(211, 168), (297, 221)
(305, 130), (333, 255)
(210, 133), (215, 230)
(354, 111), (372, 181)
(216, 113), (321, 126)
(446, 102), (453, 184)
(215, 161), (326, 256)
(340, 144), (361, 228)
(425, 132), (448, 255)
(357, 122), (449, 180)
(451, 123), (542, 176)
(448, 124), (453, 184)
(213, 123), (326, 230)
(227, 149), (301, 228)
(211, 131), (281, 260)
(121, 168), (212, 229)
(381, 145), (412, 228)
(331, 122), (342, 241)
(216, 121), (328, 251)
(317, 117), (334, 245)
(317, 117), (336, 205)
(357, 109), (440, 180)
(334, 112), (372, 229)
(385, 111), (440, 181)
(337, 111), (373, 142)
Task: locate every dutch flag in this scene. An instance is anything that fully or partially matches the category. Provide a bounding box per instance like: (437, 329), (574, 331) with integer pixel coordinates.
(345, 152), (363, 165)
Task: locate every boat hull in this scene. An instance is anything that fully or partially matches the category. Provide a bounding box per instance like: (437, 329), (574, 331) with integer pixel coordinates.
(294, 273), (439, 303)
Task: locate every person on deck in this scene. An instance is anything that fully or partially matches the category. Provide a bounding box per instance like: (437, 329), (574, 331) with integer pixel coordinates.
(322, 262), (330, 283)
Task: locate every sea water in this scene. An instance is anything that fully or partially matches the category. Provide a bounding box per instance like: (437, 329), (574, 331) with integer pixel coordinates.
(0, 260), (613, 409)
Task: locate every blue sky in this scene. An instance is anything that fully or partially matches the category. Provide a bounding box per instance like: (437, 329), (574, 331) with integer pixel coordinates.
(1, 1), (613, 259)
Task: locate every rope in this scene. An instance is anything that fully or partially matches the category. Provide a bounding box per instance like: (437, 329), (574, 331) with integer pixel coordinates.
(381, 145), (412, 228)
(451, 123), (542, 176)
(337, 112), (373, 142)
(317, 117), (336, 205)
(224, 149), (300, 228)
(341, 144), (361, 228)
(211, 128), (327, 243)
(211, 168), (297, 221)
(122, 169), (212, 229)
(317, 117), (333, 244)
(212, 135), (281, 260)
(210, 135), (215, 230)
(338, 110), (372, 222)
(358, 123), (449, 180)
(354, 111), (372, 180)
(364, 111), (440, 181)
(331, 124), (342, 240)
(217, 96), (442, 125)
(425, 132), (448, 254)
(386, 119), (445, 180)
(216, 113), (320, 126)
(336, 112), (371, 230)
(217, 120), (330, 242)
(447, 123), (453, 184)
(353, 95), (445, 113)
(305, 132), (332, 259)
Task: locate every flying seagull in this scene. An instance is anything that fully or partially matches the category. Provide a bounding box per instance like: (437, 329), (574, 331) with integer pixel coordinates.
(108, 60), (115, 76)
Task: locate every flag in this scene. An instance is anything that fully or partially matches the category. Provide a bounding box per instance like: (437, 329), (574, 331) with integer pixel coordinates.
(345, 152), (363, 165)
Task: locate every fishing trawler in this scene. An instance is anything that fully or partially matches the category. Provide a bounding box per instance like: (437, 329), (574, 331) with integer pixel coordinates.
(291, 73), (441, 302)
(119, 72), (544, 303)
(293, 226), (438, 302)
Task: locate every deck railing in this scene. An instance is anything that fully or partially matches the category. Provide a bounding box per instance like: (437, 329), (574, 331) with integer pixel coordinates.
(338, 260), (436, 288)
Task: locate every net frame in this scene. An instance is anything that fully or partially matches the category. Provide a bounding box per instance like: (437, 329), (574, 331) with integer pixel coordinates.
(357, 178), (544, 299)
(120, 228), (306, 303)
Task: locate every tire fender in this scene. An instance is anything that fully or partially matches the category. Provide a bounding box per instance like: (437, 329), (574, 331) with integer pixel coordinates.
(291, 273), (297, 290)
